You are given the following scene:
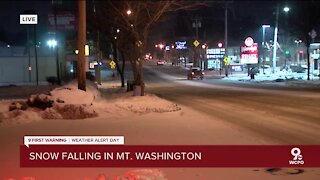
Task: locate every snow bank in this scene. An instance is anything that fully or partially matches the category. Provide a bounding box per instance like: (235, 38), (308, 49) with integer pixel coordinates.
(42, 104), (97, 119)
(223, 68), (320, 83)
(0, 80), (181, 125)
(0, 81), (100, 125)
(39, 81), (99, 119)
(49, 80), (100, 105)
(112, 93), (181, 114)
(0, 107), (42, 127)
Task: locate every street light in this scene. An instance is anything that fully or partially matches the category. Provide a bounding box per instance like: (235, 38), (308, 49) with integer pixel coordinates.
(47, 38), (59, 84)
(262, 25), (270, 74)
(126, 9), (132, 15)
(262, 24), (270, 46)
(283, 7), (290, 12)
(218, 42), (223, 48)
(47, 39), (57, 48)
(272, 6), (290, 73)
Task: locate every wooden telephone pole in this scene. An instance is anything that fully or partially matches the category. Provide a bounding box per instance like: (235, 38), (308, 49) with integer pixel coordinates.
(77, 0), (86, 91)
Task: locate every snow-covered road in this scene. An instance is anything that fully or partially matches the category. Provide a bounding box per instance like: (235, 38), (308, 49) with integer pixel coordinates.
(144, 63), (320, 145)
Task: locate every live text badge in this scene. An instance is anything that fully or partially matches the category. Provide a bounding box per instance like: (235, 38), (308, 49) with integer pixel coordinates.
(20, 14), (38, 25)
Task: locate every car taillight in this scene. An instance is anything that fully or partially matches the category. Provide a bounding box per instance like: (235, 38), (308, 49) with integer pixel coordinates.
(191, 72), (195, 75)
(201, 72), (205, 75)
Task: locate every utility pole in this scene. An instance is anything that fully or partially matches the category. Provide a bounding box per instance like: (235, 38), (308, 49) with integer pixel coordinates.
(96, 31), (101, 85)
(272, 6), (279, 74)
(93, 0), (101, 85)
(53, 0), (61, 85)
(224, 4), (228, 77)
(192, 16), (202, 68)
(78, 0), (86, 91)
(27, 25), (31, 82)
(34, 24), (39, 86)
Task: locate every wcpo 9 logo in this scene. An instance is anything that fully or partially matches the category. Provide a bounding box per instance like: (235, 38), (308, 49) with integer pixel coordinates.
(289, 147), (304, 165)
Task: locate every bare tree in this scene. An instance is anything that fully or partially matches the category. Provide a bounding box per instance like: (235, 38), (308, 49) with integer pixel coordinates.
(95, 1), (207, 95)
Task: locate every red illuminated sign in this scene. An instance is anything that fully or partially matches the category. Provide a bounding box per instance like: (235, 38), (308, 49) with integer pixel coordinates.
(240, 37), (258, 64)
(48, 12), (76, 30)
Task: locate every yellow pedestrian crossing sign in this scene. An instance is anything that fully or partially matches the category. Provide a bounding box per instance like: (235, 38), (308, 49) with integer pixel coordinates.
(193, 40), (200, 47)
(224, 57), (229, 65)
(109, 60), (116, 69)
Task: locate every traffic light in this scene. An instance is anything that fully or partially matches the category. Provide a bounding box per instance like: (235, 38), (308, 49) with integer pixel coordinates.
(285, 50), (290, 55)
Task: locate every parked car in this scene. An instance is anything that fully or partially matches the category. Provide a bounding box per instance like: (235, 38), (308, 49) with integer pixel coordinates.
(187, 67), (205, 80)
(156, 60), (165, 65)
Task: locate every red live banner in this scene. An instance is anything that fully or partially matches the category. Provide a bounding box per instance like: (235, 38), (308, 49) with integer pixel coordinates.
(20, 145), (320, 167)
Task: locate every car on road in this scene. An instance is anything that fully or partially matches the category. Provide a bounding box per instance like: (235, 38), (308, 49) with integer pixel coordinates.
(187, 67), (205, 80)
(156, 60), (165, 65)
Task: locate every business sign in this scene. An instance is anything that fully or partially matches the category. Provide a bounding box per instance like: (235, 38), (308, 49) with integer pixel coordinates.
(20, 14), (38, 24)
(206, 48), (225, 59)
(175, 41), (187, 50)
(231, 65), (244, 72)
(207, 60), (220, 69)
(240, 37), (258, 64)
(244, 37), (254, 47)
(48, 12), (76, 30)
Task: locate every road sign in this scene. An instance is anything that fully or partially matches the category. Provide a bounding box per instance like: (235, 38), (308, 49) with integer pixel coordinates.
(109, 60), (116, 69)
(224, 57), (229, 65)
(193, 40), (200, 47)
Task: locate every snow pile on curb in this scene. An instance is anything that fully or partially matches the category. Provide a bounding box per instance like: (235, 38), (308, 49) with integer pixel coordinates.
(42, 104), (97, 119)
(39, 81), (99, 119)
(0, 109), (41, 125)
(0, 81), (100, 124)
(0, 80), (182, 125)
(49, 80), (100, 105)
(113, 93), (181, 113)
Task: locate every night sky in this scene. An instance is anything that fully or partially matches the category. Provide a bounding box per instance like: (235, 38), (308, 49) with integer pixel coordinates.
(0, 1), (319, 48)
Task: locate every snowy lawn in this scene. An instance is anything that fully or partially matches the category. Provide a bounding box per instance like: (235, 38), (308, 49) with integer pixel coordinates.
(223, 67), (320, 83)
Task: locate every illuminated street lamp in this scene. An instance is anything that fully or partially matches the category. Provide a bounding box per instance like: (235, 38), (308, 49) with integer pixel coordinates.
(47, 39), (57, 48)
(126, 9), (132, 15)
(218, 42), (223, 48)
(202, 44), (206, 49)
(116, 29), (120, 33)
(262, 25), (270, 45)
(272, 6), (290, 73)
(262, 24), (270, 74)
(47, 38), (59, 84)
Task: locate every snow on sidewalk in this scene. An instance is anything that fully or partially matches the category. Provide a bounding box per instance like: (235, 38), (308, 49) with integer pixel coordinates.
(0, 80), (182, 126)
